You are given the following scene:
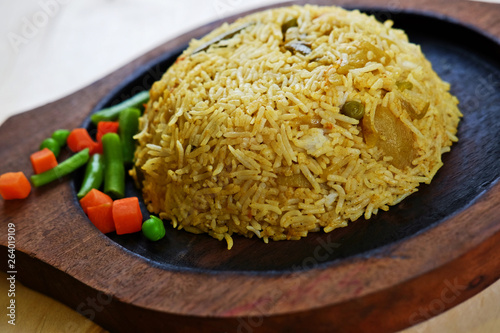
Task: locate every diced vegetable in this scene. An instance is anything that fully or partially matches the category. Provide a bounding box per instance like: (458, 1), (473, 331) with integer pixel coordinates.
(51, 129), (70, 147)
(112, 197), (143, 235)
(87, 202), (115, 234)
(142, 215), (166, 241)
(67, 128), (99, 154)
(90, 91), (149, 125)
(77, 153), (104, 199)
(102, 133), (125, 199)
(0, 172), (31, 200)
(362, 105), (416, 169)
(39, 138), (61, 157)
(341, 101), (365, 120)
(79, 188), (113, 215)
(96, 121), (119, 143)
(31, 148), (90, 187)
(119, 108), (141, 164)
(93, 122), (120, 155)
(30, 148), (58, 174)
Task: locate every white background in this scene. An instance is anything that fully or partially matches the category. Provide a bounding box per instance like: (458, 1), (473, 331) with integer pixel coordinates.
(1, 0), (499, 332)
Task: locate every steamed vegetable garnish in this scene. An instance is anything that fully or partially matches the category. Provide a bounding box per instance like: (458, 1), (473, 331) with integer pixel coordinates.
(67, 128), (99, 155)
(90, 90), (149, 125)
(31, 148), (90, 187)
(30, 148), (58, 174)
(96, 121), (119, 143)
(77, 153), (104, 199)
(79, 188), (113, 215)
(87, 203), (115, 234)
(51, 129), (70, 147)
(102, 133), (125, 199)
(112, 197), (143, 235)
(39, 138), (61, 157)
(142, 215), (166, 241)
(0, 172), (31, 200)
(118, 107), (141, 165)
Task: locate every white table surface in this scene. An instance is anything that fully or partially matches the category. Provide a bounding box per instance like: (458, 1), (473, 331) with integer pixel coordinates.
(1, 1), (499, 332)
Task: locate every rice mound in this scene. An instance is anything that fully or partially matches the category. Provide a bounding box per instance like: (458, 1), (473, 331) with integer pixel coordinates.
(132, 5), (461, 249)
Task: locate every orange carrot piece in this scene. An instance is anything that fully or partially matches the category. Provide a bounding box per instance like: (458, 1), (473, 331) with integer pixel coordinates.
(0, 172), (31, 200)
(97, 121), (119, 142)
(30, 148), (58, 174)
(79, 188), (113, 214)
(94, 121), (119, 154)
(112, 197), (143, 235)
(67, 128), (99, 154)
(87, 202), (115, 234)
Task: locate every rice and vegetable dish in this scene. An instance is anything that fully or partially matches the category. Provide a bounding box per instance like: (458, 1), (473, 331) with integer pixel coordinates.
(132, 5), (462, 249)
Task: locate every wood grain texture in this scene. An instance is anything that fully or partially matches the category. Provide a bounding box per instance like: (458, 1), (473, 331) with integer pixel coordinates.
(1, 0), (499, 332)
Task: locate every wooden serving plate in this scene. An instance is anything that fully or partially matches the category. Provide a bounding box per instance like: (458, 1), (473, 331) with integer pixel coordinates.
(1, 0), (500, 332)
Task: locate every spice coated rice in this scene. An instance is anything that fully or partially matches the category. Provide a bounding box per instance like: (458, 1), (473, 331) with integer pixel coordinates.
(131, 5), (462, 249)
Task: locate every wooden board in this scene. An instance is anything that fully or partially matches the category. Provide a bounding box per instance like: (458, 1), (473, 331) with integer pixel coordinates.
(1, 0), (500, 332)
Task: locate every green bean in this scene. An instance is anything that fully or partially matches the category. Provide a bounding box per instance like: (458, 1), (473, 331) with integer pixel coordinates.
(142, 215), (166, 241)
(91, 91), (149, 125)
(31, 149), (90, 187)
(341, 101), (365, 120)
(77, 153), (104, 199)
(102, 133), (125, 199)
(119, 107), (141, 164)
(51, 129), (70, 147)
(40, 138), (61, 157)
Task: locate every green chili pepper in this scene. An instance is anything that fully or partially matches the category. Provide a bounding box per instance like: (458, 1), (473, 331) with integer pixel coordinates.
(39, 138), (61, 157)
(341, 101), (365, 120)
(102, 133), (125, 199)
(119, 107), (141, 165)
(31, 148), (90, 187)
(91, 90), (149, 125)
(51, 129), (70, 147)
(77, 153), (104, 199)
(142, 215), (166, 241)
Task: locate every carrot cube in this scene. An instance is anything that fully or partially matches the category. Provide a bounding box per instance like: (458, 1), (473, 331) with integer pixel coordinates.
(0, 172), (31, 200)
(30, 148), (58, 174)
(79, 188), (113, 214)
(67, 128), (99, 155)
(87, 203), (115, 234)
(112, 197), (143, 235)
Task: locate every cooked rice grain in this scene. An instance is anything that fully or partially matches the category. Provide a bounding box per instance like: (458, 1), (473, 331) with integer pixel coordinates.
(132, 5), (461, 249)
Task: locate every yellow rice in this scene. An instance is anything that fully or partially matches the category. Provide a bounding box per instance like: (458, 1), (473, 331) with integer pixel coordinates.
(132, 5), (462, 249)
